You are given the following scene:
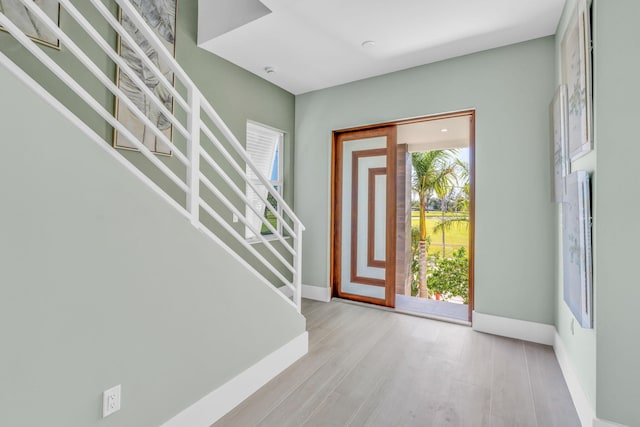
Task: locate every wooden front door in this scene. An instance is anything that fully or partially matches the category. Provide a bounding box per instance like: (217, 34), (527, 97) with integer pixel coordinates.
(331, 126), (397, 307)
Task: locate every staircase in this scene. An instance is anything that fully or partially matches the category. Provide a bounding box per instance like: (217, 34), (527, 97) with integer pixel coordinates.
(0, 0), (304, 311)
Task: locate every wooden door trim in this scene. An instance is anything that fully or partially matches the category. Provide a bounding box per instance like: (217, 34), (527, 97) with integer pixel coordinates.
(468, 112), (476, 322)
(350, 150), (386, 286)
(385, 128), (397, 308)
(331, 126), (397, 307)
(330, 110), (475, 322)
(367, 167), (387, 268)
(334, 110), (475, 133)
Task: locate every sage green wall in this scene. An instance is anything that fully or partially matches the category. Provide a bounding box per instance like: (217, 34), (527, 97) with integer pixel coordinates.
(176, 1), (295, 204)
(295, 37), (556, 324)
(592, 0), (640, 424)
(0, 63), (305, 427)
(0, 0), (296, 206)
(553, 0), (597, 410)
(554, 2), (640, 425)
(0, 0), (297, 287)
(0, 1), (304, 426)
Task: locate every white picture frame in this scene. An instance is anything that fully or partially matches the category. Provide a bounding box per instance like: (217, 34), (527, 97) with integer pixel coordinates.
(562, 170), (592, 329)
(551, 84), (569, 202)
(560, 0), (592, 161)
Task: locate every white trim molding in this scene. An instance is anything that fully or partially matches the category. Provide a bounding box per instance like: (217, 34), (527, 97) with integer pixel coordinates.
(553, 331), (596, 427)
(471, 312), (630, 426)
(161, 332), (308, 427)
(279, 285), (293, 298)
(279, 284), (332, 302)
(554, 332), (628, 427)
(301, 284), (332, 302)
(472, 311), (555, 345)
(593, 419), (628, 427)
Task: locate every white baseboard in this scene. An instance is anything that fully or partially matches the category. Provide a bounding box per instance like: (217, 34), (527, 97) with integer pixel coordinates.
(553, 331), (596, 427)
(471, 313), (629, 426)
(302, 284), (332, 302)
(161, 332), (308, 427)
(472, 311), (555, 345)
(593, 419), (627, 427)
(279, 286), (293, 298)
(279, 284), (331, 302)
(553, 332), (627, 427)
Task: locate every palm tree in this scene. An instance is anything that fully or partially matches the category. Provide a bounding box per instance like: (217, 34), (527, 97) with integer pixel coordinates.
(411, 150), (458, 298)
(433, 159), (470, 237)
(435, 186), (450, 256)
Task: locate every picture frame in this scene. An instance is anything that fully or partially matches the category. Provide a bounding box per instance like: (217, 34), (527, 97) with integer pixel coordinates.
(0, 0), (61, 49)
(560, 0), (592, 161)
(113, 0), (177, 156)
(551, 84), (569, 203)
(562, 170), (592, 329)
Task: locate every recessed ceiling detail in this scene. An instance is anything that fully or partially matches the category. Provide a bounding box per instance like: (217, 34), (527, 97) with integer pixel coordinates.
(361, 40), (376, 49)
(399, 116), (470, 153)
(198, 0), (564, 95)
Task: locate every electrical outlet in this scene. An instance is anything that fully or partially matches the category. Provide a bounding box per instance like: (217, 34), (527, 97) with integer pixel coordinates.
(232, 214), (239, 223)
(103, 385), (121, 418)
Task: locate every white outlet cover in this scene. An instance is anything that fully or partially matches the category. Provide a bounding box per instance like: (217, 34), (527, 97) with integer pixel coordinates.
(103, 384), (121, 418)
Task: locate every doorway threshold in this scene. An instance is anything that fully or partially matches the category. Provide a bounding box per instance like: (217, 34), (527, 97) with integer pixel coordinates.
(395, 294), (469, 323)
(332, 297), (471, 326)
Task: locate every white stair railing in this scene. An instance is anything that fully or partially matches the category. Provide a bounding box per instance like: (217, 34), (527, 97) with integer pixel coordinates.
(0, 0), (304, 311)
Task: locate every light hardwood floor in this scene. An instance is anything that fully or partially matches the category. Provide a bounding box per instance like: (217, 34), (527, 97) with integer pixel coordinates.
(214, 299), (580, 427)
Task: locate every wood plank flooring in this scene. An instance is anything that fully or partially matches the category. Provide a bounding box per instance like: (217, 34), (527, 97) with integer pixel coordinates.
(214, 299), (580, 427)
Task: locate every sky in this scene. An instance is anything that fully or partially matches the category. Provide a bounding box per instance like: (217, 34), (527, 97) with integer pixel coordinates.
(457, 147), (470, 165)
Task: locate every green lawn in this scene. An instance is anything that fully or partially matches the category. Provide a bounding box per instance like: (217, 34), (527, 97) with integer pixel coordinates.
(260, 210), (278, 234)
(260, 209), (468, 257)
(411, 211), (469, 257)
(411, 210), (465, 218)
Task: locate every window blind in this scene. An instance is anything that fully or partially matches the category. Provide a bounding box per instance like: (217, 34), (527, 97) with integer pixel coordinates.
(245, 122), (281, 239)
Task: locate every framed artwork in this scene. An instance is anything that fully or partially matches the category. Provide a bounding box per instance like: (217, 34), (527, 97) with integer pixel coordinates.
(0, 0), (60, 49)
(113, 0), (177, 156)
(562, 170), (592, 329)
(560, 0), (592, 161)
(551, 84), (569, 203)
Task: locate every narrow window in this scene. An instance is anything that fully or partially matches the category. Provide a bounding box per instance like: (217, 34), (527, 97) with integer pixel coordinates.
(245, 121), (284, 240)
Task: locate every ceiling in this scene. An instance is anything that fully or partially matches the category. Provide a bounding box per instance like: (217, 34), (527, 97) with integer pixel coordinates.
(197, 0), (565, 95)
(398, 116), (470, 153)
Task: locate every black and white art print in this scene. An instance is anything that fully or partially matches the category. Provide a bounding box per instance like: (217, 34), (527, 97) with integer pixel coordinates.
(0, 0), (60, 48)
(551, 84), (569, 203)
(562, 170), (592, 328)
(560, 0), (592, 161)
(114, 0), (177, 156)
